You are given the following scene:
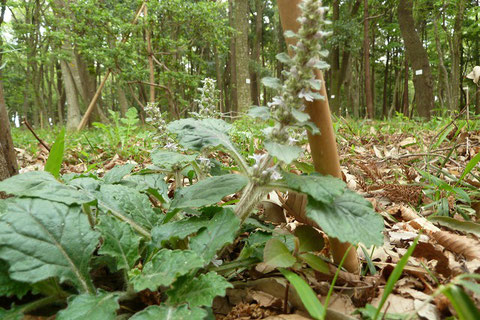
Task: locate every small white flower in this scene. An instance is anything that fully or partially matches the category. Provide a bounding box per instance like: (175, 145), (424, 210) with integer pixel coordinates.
(249, 153), (268, 165)
(288, 137), (299, 145)
(198, 156), (213, 168)
(298, 89), (314, 102)
(266, 166), (283, 181)
(164, 142), (178, 150)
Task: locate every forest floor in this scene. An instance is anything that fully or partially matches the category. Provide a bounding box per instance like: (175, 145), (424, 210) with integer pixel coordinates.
(10, 114), (480, 319)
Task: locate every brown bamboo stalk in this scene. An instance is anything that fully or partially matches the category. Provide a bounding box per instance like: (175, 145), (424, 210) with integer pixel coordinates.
(277, 0), (360, 273)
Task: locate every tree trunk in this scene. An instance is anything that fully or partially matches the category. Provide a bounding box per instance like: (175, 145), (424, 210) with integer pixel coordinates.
(434, 18), (452, 110)
(398, 0), (433, 119)
(451, 0), (466, 111)
(363, 0), (374, 118)
(402, 57), (409, 115)
(60, 57), (82, 130)
(228, 0), (238, 114)
(0, 5), (17, 179)
(330, 0), (340, 114)
(250, 0), (263, 106)
(117, 82), (129, 116)
(382, 42), (390, 118)
(0, 78), (17, 178)
(233, 0), (251, 112)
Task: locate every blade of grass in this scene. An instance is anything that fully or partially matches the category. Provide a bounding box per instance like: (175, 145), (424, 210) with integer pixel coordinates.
(443, 284), (480, 320)
(373, 236), (419, 320)
(458, 152), (480, 184)
(45, 128), (65, 178)
(279, 268), (325, 320)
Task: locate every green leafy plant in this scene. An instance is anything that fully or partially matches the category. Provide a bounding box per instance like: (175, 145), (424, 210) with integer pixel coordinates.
(92, 107), (140, 157)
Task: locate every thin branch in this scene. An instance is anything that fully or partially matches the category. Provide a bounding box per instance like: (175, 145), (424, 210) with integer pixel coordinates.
(22, 119), (51, 151)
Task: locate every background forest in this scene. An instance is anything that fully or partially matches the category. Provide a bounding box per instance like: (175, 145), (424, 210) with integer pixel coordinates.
(0, 0), (479, 129)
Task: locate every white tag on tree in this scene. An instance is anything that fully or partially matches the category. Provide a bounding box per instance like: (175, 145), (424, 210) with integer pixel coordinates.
(415, 69), (423, 75)
(246, 78), (251, 84)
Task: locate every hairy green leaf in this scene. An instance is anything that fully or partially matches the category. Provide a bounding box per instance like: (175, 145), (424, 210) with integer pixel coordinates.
(44, 128), (65, 178)
(189, 209), (240, 262)
(103, 164), (135, 184)
(98, 184), (160, 230)
(130, 305), (207, 320)
(264, 142), (303, 164)
(263, 239), (296, 268)
(283, 172), (345, 204)
(97, 216), (141, 271)
(151, 149), (197, 171)
(171, 174), (248, 209)
(0, 198), (98, 293)
(248, 106), (271, 120)
(306, 190), (384, 246)
(0, 171), (94, 205)
(130, 249), (204, 292)
(152, 216), (210, 246)
(262, 77), (282, 90)
(168, 118), (235, 152)
(56, 292), (120, 320)
(167, 272), (232, 307)
(0, 260), (31, 299)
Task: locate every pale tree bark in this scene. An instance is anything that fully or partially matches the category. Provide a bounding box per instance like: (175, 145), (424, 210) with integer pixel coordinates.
(233, 0), (251, 112)
(398, 0), (433, 119)
(363, 0), (374, 118)
(60, 55), (82, 130)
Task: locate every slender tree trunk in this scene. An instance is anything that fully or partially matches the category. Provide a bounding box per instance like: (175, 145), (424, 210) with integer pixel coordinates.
(0, 79), (17, 178)
(434, 19), (452, 110)
(60, 57), (82, 130)
(214, 46), (225, 113)
(402, 57), (409, 115)
(233, 0), (251, 112)
(451, 0), (466, 111)
(363, 0), (374, 118)
(250, 0), (263, 106)
(330, 0), (340, 114)
(398, 0), (433, 119)
(117, 82), (129, 116)
(382, 42), (390, 118)
(228, 0), (238, 113)
(145, 5), (155, 104)
(0, 0), (17, 179)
